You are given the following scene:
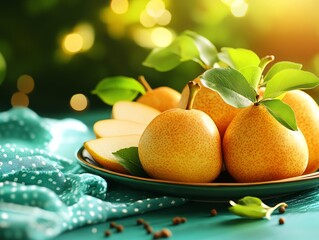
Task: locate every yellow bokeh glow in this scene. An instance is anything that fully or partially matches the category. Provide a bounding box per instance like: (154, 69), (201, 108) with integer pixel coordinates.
(132, 28), (154, 48)
(140, 10), (156, 28)
(231, 0), (248, 17)
(156, 9), (171, 26)
(110, 0), (129, 14)
(146, 0), (165, 18)
(63, 33), (84, 54)
(74, 23), (95, 51)
(17, 74), (35, 94)
(151, 27), (173, 47)
(70, 93), (89, 111)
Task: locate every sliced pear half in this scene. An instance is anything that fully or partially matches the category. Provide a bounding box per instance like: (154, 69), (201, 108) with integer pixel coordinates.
(84, 135), (140, 174)
(112, 101), (160, 125)
(94, 119), (147, 138)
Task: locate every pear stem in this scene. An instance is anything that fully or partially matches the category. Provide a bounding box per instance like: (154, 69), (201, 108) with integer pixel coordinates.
(138, 75), (153, 92)
(186, 81), (201, 110)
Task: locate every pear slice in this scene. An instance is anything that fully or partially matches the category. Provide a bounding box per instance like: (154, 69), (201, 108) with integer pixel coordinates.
(84, 135), (140, 174)
(93, 119), (147, 138)
(112, 101), (160, 125)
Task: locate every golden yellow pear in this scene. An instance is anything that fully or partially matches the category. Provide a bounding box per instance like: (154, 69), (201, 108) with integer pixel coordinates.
(223, 104), (308, 183)
(179, 78), (240, 138)
(136, 76), (181, 112)
(282, 90), (319, 174)
(138, 81), (222, 183)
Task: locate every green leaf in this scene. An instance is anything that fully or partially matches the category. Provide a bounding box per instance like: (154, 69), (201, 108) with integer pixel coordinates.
(229, 196), (288, 220)
(229, 202), (268, 219)
(112, 147), (148, 177)
(142, 46), (182, 72)
(263, 69), (319, 99)
(261, 99), (298, 131)
(183, 30), (218, 68)
(218, 48), (260, 70)
(201, 68), (256, 108)
(142, 31), (218, 71)
(238, 196), (263, 206)
(0, 52), (6, 85)
(239, 66), (262, 90)
(263, 61), (303, 83)
(92, 76), (146, 105)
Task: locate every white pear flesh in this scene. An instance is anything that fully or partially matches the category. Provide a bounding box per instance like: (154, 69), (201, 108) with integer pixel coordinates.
(112, 101), (160, 125)
(93, 119), (147, 138)
(84, 135), (140, 174)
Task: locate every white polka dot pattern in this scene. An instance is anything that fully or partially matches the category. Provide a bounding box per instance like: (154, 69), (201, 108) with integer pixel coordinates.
(0, 108), (188, 240)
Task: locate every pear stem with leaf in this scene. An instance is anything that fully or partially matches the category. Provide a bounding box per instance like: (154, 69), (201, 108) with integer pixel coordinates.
(186, 81), (201, 110)
(138, 75), (153, 92)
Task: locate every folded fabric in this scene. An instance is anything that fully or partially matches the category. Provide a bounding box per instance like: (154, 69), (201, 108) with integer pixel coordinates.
(0, 107), (187, 240)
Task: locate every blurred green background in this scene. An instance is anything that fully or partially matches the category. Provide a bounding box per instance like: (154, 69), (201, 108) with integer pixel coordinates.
(1, 0), (319, 114)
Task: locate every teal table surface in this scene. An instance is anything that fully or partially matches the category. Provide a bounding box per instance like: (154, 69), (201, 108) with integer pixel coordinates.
(55, 109), (319, 240)
(1, 107), (319, 240)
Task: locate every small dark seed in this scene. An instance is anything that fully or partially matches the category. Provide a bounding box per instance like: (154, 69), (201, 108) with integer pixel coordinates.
(146, 226), (153, 234)
(210, 208), (218, 216)
(109, 221), (117, 228)
(279, 206), (286, 214)
(104, 230), (111, 237)
(172, 217), (181, 225)
(153, 231), (162, 239)
(180, 217), (187, 223)
(160, 228), (172, 238)
(279, 218), (285, 225)
(116, 224), (124, 232)
(137, 218), (145, 225)
(143, 222), (150, 229)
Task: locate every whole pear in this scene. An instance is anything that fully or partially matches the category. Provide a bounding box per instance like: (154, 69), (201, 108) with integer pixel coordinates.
(282, 90), (319, 174)
(136, 76), (181, 112)
(223, 104), (308, 183)
(179, 78), (240, 138)
(138, 81), (222, 183)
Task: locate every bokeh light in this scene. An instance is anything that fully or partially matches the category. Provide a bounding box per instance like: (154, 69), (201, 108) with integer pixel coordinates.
(70, 93), (89, 111)
(146, 0), (165, 18)
(140, 10), (156, 28)
(73, 23), (95, 51)
(110, 0), (129, 14)
(62, 33), (83, 54)
(230, 0), (248, 17)
(151, 27), (173, 47)
(11, 92), (29, 107)
(17, 74), (35, 94)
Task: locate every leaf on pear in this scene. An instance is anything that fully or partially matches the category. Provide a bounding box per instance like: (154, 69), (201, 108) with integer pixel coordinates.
(92, 76), (146, 105)
(263, 61), (302, 83)
(218, 48), (260, 70)
(261, 99), (298, 131)
(239, 66), (262, 90)
(263, 69), (319, 99)
(142, 31), (218, 71)
(201, 68), (256, 108)
(112, 147), (148, 177)
(0, 52), (6, 86)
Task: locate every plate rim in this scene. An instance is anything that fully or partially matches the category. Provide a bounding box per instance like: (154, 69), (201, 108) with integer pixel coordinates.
(77, 146), (319, 188)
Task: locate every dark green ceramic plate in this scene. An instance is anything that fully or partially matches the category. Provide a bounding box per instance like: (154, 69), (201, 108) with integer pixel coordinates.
(77, 147), (319, 201)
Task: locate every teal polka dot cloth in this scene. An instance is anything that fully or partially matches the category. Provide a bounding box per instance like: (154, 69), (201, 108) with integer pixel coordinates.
(0, 108), (187, 240)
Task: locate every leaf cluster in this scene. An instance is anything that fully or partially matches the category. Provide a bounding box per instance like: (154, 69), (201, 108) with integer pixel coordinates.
(142, 31), (319, 130)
